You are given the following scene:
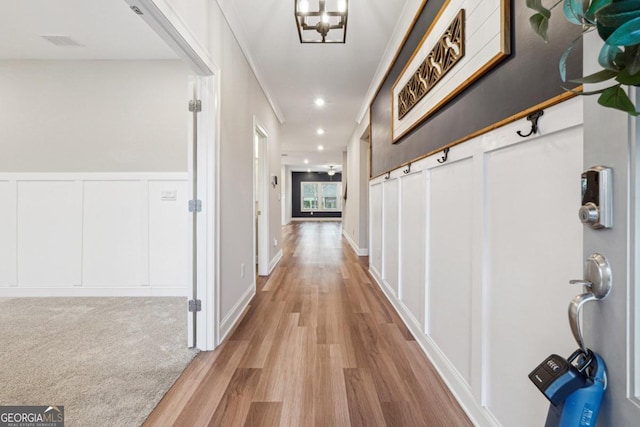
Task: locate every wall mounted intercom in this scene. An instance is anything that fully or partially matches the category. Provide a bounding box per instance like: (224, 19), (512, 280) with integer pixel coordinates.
(578, 166), (612, 229)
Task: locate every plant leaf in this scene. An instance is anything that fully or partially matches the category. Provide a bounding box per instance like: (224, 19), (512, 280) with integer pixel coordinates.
(606, 16), (640, 46)
(596, 0), (640, 29)
(597, 85), (640, 115)
(597, 20), (618, 40)
(616, 66), (640, 84)
(599, 43), (624, 70)
(570, 69), (618, 83)
(559, 33), (585, 81)
(586, 0), (613, 22)
(563, 0), (588, 24)
(530, 13), (551, 41)
(526, 0), (552, 17)
(624, 44), (640, 74)
(562, 85), (611, 95)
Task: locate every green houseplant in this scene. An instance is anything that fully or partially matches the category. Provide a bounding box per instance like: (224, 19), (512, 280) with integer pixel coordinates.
(528, 0), (640, 115)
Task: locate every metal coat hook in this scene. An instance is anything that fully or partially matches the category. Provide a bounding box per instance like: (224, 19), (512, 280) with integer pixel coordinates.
(384, 171), (391, 180)
(403, 163), (412, 174)
(437, 147), (450, 164)
(517, 110), (544, 138)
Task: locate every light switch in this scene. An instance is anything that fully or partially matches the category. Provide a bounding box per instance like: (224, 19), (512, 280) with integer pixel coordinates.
(161, 190), (177, 201)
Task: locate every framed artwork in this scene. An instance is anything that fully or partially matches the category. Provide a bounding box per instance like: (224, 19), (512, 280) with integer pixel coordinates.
(391, 0), (510, 143)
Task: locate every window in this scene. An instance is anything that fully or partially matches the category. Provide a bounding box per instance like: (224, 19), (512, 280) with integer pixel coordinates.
(301, 182), (342, 212)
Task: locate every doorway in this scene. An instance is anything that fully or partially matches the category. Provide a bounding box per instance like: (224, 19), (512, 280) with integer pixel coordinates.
(254, 121), (270, 277)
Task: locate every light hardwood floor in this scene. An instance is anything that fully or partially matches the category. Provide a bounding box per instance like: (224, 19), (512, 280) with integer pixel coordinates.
(144, 221), (472, 426)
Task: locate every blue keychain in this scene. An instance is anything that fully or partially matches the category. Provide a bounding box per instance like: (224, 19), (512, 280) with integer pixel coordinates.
(529, 349), (607, 427)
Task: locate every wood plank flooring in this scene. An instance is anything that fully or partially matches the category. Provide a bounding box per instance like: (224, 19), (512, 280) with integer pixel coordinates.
(144, 221), (472, 427)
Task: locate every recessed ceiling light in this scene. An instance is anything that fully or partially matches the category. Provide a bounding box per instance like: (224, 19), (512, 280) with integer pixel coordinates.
(317, 128), (325, 135)
(314, 98), (325, 107)
(318, 145), (324, 151)
(304, 159), (309, 164)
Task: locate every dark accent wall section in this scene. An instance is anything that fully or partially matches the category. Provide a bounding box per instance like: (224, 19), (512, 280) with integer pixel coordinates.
(370, 1), (583, 177)
(292, 172), (343, 218)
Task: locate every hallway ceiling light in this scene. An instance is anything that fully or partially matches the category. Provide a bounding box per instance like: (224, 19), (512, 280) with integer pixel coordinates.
(304, 159), (309, 164)
(295, 0), (348, 44)
(317, 128), (325, 135)
(327, 165), (336, 176)
(314, 98), (325, 107)
(318, 145), (324, 151)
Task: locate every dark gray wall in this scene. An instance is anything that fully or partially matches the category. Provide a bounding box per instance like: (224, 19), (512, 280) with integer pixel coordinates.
(292, 172), (343, 218)
(370, 1), (583, 177)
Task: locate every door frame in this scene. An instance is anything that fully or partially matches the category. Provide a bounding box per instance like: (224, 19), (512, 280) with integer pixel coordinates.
(582, 31), (640, 424)
(125, 0), (220, 350)
(253, 119), (270, 277)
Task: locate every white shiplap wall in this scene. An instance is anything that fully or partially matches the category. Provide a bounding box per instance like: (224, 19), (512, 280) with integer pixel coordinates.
(0, 173), (189, 296)
(369, 97), (584, 426)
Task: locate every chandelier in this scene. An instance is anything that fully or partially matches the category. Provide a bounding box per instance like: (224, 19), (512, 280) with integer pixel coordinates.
(327, 165), (336, 176)
(294, 0), (348, 44)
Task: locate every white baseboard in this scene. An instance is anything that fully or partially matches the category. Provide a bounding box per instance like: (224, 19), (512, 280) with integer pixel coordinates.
(0, 286), (188, 297)
(368, 268), (498, 427)
(342, 229), (369, 256)
(219, 283), (255, 341)
(269, 249), (283, 274)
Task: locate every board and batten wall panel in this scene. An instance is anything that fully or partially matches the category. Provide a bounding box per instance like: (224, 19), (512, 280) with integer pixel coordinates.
(399, 173), (426, 327)
(428, 157), (474, 386)
(82, 181), (145, 287)
(485, 126), (583, 426)
(368, 98), (584, 426)
(369, 183), (383, 279)
(0, 173), (188, 296)
(0, 180), (16, 286)
(17, 181), (82, 286)
(382, 179), (400, 296)
(149, 181), (189, 287)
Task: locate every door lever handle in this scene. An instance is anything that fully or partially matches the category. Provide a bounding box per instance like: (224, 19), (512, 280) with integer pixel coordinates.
(569, 279), (593, 289)
(569, 292), (598, 353)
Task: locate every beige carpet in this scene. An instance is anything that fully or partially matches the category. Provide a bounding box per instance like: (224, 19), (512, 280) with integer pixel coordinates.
(0, 297), (198, 426)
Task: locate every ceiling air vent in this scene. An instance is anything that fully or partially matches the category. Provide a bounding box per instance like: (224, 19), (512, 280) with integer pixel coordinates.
(41, 35), (84, 47)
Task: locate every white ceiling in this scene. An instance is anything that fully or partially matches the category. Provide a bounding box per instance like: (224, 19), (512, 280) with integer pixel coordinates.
(0, 0), (177, 60)
(1, 0), (420, 172)
(216, 0), (413, 171)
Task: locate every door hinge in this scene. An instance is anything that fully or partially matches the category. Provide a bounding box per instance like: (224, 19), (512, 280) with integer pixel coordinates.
(188, 299), (202, 312)
(188, 199), (202, 212)
(188, 100), (202, 113)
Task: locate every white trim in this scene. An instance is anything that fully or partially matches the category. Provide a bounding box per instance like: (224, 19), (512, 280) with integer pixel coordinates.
(123, 0), (222, 351)
(0, 287), (189, 297)
(125, 0), (217, 76)
(0, 172), (188, 181)
(342, 229), (369, 256)
(213, 72), (222, 348)
(291, 218), (342, 222)
(269, 249), (283, 275)
(219, 284), (255, 341)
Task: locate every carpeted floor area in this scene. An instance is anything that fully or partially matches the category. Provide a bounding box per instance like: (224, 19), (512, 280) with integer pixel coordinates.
(0, 297), (198, 427)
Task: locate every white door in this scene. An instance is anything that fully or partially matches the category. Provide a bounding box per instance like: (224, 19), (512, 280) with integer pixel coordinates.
(581, 32), (640, 424)
(254, 121), (269, 277)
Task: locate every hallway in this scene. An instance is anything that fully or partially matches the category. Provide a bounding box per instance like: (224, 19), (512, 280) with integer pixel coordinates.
(145, 222), (472, 426)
